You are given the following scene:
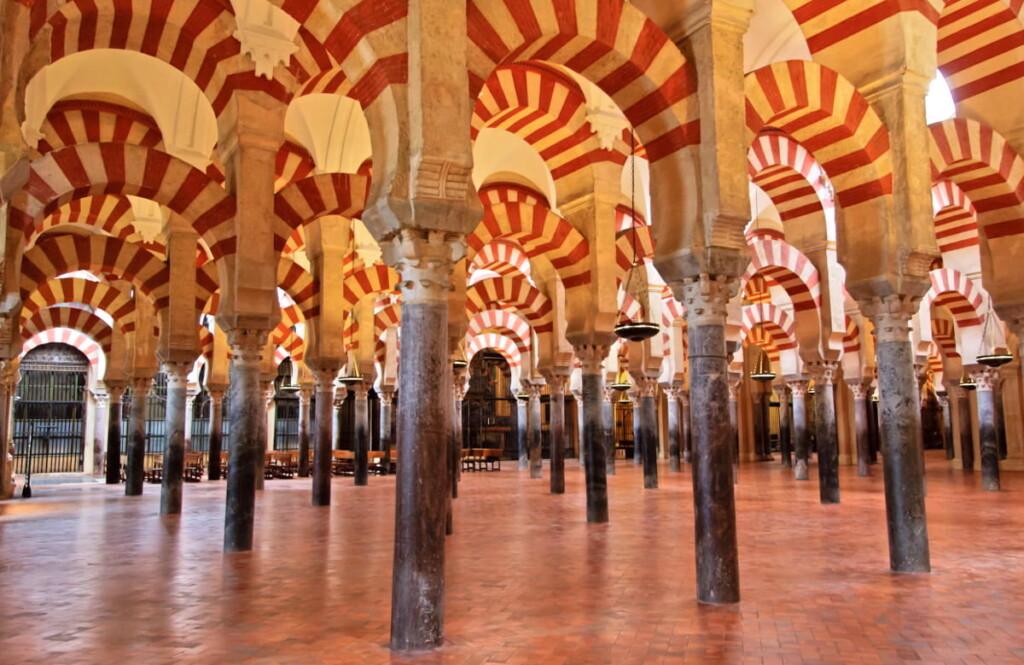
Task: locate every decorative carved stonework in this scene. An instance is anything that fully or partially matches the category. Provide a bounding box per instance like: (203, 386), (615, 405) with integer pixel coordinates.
(635, 375), (659, 398)
(414, 158), (474, 202)
(384, 230), (463, 305)
(228, 329), (269, 365)
(970, 366), (999, 392)
(807, 360), (839, 387)
(860, 294), (919, 344)
(541, 370), (569, 396)
(681, 274), (738, 327)
(847, 380), (870, 401)
(787, 379), (810, 396)
(602, 386), (616, 403)
(573, 344), (610, 375)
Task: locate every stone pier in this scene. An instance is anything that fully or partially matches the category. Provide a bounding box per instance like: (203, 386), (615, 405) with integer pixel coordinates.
(311, 369), (338, 506)
(545, 372), (567, 494)
(665, 384), (682, 472)
(809, 362), (840, 504)
(160, 362), (192, 515)
(125, 376), (151, 497)
(788, 379), (810, 480)
(297, 386), (312, 478)
(207, 390), (225, 481)
(527, 383), (543, 479)
(849, 380), (871, 476)
(571, 341), (611, 523)
(353, 382), (370, 486)
(636, 376), (659, 489)
(971, 367), (1001, 491)
(104, 383), (125, 484)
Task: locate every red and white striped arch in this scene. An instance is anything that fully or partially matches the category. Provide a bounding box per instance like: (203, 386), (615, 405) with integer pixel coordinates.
(275, 141), (317, 193)
(31, 195), (142, 247)
(744, 274), (772, 305)
(931, 180), (980, 254)
(467, 275), (554, 334)
(472, 63), (610, 181)
(741, 236), (821, 312)
(273, 173), (371, 249)
(8, 144), (236, 256)
(277, 258), (319, 321)
(467, 332), (522, 369)
(740, 303), (798, 351)
(615, 207), (655, 281)
(373, 302), (402, 340)
(21, 328), (104, 369)
(931, 317), (960, 358)
(466, 0), (699, 163)
(32, 0), (291, 116)
(929, 118), (1024, 241)
(745, 61), (893, 209)
(747, 131), (833, 225)
(23, 276), (136, 334)
(21, 306), (112, 354)
(471, 184), (590, 289)
(469, 239), (533, 278)
(938, 1), (1024, 105)
(843, 315), (861, 355)
(467, 309), (532, 353)
(343, 263), (400, 307)
(744, 326), (781, 362)
(37, 100), (163, 154)
(272, 323), (305, 364)
(779, 1), (942, 54)
(20, 235), (169, 309)
(922, 267), (985, 328)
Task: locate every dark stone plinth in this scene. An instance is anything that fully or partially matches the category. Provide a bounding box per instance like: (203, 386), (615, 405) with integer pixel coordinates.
(581, 372), (608, 523)
(815, 380), (840, 504)
(667, 392), (681, 472)
(125, 387), (149, 496)
(311, 381), (334, 506)
(640, 393), (658, 489)
(688, 322), (739, 604)
(976, 387), (1001, 492)
(354, 391), (370, 486)
(104, 398), (123, 485)
(208, 397), (223, 481)
(224, 356), (262, 552)
(390, 302), (449, 651)
(876, 339), (931, 573)
(160, 372), (188, 515)
(516, 399), (528, 470)
(528, 391), (542, 479)
(550, 390), (565, 494)
(958, 393), (974, 471)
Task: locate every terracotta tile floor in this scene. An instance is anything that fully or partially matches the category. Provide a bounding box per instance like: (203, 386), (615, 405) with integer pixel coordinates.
(1, 452), (1022, 664)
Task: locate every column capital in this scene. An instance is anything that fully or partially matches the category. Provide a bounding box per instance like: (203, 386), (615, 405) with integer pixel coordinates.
(525, 383), (543, 400)
(297, 386), (314, 402)
(807, 360), (840, 387)
(227, 328), (270, 365)
(130, 375), (154, 396)
(681, 274), (739, 327)
(787, 378), (810, 396)
(540, 369), (570, 395)
(105, 382), (127, 401)
(846, 380), (871, 401)
(571, 342), (612, 375)
(969, 366), (999, 392)
(383, 229), (463, 305)
(0, 359), (19, 389)
(208, 388), (226, 403)
(860, 295), (920, 344)
(378, 386), (395, 406)
(601, 386), (616, 403)
(634, 374), (659, 398)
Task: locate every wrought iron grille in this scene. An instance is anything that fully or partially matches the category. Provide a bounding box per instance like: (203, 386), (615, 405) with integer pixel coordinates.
(12, 362), (88, 474)
(121, 372), (168, 468)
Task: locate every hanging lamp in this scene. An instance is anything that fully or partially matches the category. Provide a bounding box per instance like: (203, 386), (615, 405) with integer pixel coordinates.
(976, 301), (1013, 368)
(610, 368), (632, 392)
(614, 130), (659, 343)
(338, 353), (364, 387)
(958, 369), (976, 391)
(750, 350), (776, 382)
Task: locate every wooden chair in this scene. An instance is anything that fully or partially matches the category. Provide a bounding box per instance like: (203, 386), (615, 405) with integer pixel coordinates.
(184, 452), (205, 482)
(331, 450), (355, 476)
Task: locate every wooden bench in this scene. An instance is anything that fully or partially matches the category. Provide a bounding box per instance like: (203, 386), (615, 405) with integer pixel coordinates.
(184, 452), (205, 482)
(266, 451), (299, 479)
(369, 450), (396, 475)
(331, 450), (355, 476)
(461, 448), (503, 472)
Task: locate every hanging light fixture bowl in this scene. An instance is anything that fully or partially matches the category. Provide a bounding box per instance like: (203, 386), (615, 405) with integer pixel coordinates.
(452, 359), (468, 370)
(977, 352), (1013, 368)
(959, 376), (977, 391)
(614, 320), (660, 343)
(750, 351), (776, 382)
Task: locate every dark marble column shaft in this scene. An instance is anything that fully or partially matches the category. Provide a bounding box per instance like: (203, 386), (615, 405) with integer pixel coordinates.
(125, 377), (151, 496)
(389, 289), (451, 651)
(971, 367), (1001, 491)
(207, 391), (225, 481)
(993, 376), (1007, 460)
(452, 375), (465, 498)
(938, 391), (954, 461)
(160, 362), (191, 515)
(637, 378), (659, 489)
(255, 381), (273, 491)
(681, 390), (692, 464)
(957, 388), (975, 471)
(297, 387), (312, 477)
(104, 385), (125, 484)
(869, 302), (931, 573)
(572, 343), (611, 523)
(666, 385), (682, 472)
(527, 385), (543, 479)
(849, 381), (871, 477)
(380, 389), (395, 475)
(788, 380), (809, 480)
(601, 387), (615, 475)
(809, 363), (840, 504)
(516, 397), (528, 470)
(223, 331), (267, 552)
(777, 387), (792, 467)
(631, 389), (642, 466)
(682, 277), (739, 604)
(354, 383), (370, 486)
(727, 381), (740, 468)
(332, 394), (344, 450)
(546, 374), (567, 494)
(311, 375), (337, 506)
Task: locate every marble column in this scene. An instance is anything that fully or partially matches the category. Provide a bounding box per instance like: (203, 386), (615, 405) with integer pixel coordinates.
(848, 380), (872, 477)
(970, 367), (1001, 491)
(353, 382), (370, 486)
(681, 275), (739, 604)
(527, 383), (543, 479)
(184, 388), (198, 452)
(681, 389), (692, 464)
(665, 384), (683, 472)
(726, 377), (740, 468)
(379, 388), (395, 475)
(776, 386), (792, 468)
(865, 298), (930, 572)
(788, 380), (810, 480)
(0, 362), (18, 499)
(809, 362), (840, 504)
(937, 391), (954, 461)
(160, 362), (191, 516)
(867, 390), (881, 464)
(387, 231), (456, 651)
(256, 380), (274, 490)
(993, 373), (1007, 460)
(451, 372), (466, 498)
(957, 386), (975, 471)
(207, 390), (224, 481)
(332, 391), (345, 450)
(636, 376), (659, 489)
(516, 395), (528, 470)
(297, 387), (312, 477)
(752, 388), (773, 461)
(545, 372), (567, 494)
(572, 342), (611, 523)
(125, 376), (151, 497)
(630, 387), (642, 466)
(104, 383), (126, 484)
(222, 331), (268, 551)
(311, 370), (338, 506)
(601, 386), (615, 475)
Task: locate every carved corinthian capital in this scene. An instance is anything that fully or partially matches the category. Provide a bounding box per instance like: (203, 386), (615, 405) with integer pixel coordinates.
(681, 274), (738, 327)
(384, 230), (463, 305)
(860, 294), (919, 344)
